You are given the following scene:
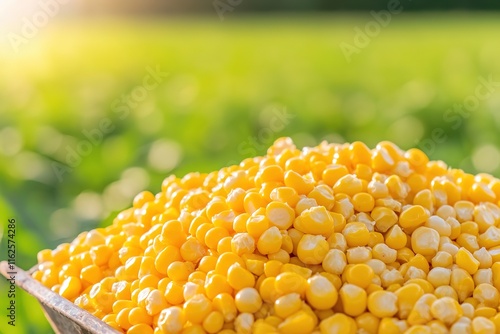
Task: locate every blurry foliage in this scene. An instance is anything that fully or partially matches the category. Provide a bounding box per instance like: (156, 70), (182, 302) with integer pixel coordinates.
(1, 13), (500, 333)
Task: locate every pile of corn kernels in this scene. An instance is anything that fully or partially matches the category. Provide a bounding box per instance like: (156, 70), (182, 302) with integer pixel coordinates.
(34, 138), (500, 334)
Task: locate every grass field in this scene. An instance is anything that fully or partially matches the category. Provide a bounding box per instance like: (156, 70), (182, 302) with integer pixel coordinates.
(1, 13), (500, 333)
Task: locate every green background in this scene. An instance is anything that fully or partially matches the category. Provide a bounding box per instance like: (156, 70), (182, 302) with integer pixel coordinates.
(1, 13), (500, 333)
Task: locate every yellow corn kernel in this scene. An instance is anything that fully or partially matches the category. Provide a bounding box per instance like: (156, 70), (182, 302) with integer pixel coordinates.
(372, 243), (397, 264)
(426, 267), (451, 288)
(461, 221), (479, 236)
(89, 245), (113, 266)
(232, 213), (250, 234)
(295, 206), (334, 237)
(349, 141), (372, 165)
(144, 289), (168, 316)
(234, 312), (254, 334)
(431, 297), (463, 326)
(257, 227), (283, 254)
(166, 261), (193, 282)
(322, 249), (347, 275)
(180, 237), (207, 263)
(405, 325), (432, 334)
(434, 285), (458, 300)
(473, 283), (499, 308)
(234, 287), (262, 314)
(354, 313), (379, 334)
(230, 233), (255, 256)
(256, 164), (284, 185)
(278, 310), (316, 334)
(217, 236), (235, 253)
(385, 225), (407, 250)
(80, 264), (103, 285)
(116, 307), (133, 330)
(428, 321), (449, 334)
(332, 196), (354, 219)
(478, 226), (500, 249)
(266, 201), (295, 230)
(343, 222), (370, 247)
(202, 310), (225, 334)
(450, 268), (475, 303)
(453, 200), (474, 222)
(212, 293), (237, 323)
(305, 275), (338, 310)
(128, 306), (153, 326)
(263, 259), (282, 277)
(407, 293), (437, 326)
(183, 294), (212, 324)
(411, 227), (440, 256)
(215, 252), (244, 276)
(394, 283), (424, 319)
(339, 283), (367, 317)
(472, 268), (493, 286)
(471, 316), (496, 334)
(269, 187), (300, 208)
(385, 174), (408, 199)
(227, 263), (255, 291)
(431, 251), (453, 268)
(308, 185), (335, 210)
(399, 205), (428, 229)
(157, 306), (186, 334)
(295, 197), (318, 215)
(490, 313), (500, 333)
(333, 175), (363, 198)
(474, 307), (496, 319)
(352, 192), (375, 213)
(344, 264), (374, 289)
(367, 231), (384, 248)
(273, 293), (302, 319)
(205, 273), (233, 300)
(367, 290), (398, 318)
(246, 215), (270, 239)
(204, 226), (229, 250)
(456, 247), (480, 275)
(60, 276), (82, 301)
(456, 233), (480, 253)
(165, 281), (185, 305)
(320, 313), (357, 334)
(371, 206), (398, 233)
(380, 318), (409, 334)
(128, 324), (154, 334)
(284, 170), (315, 195)
(274, 271), (307, 297)
(322, 165), (348, 187)
(296, 234), (329, 265)
(371, 146), (395, 172)
(268, 249), (290, 263)
(425, 215), (451, 237)
(346, 246), (372, 264)
(155, 245), (182, 276)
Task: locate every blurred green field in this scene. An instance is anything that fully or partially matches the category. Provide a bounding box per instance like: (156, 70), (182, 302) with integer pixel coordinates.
(1, 13), (500, 333)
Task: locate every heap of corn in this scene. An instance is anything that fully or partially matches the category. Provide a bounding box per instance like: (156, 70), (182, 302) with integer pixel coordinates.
(34, 137), (500, 334)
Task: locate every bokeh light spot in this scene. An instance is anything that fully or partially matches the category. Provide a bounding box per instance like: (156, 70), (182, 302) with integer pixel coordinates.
(147, 139), (182, 172)
(73, 191), (104, 221)
(472, 144), (500, 173)
(388, 116), (425, 149)
(0, 126), (23, 156)
(49, 209), (78, 240)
